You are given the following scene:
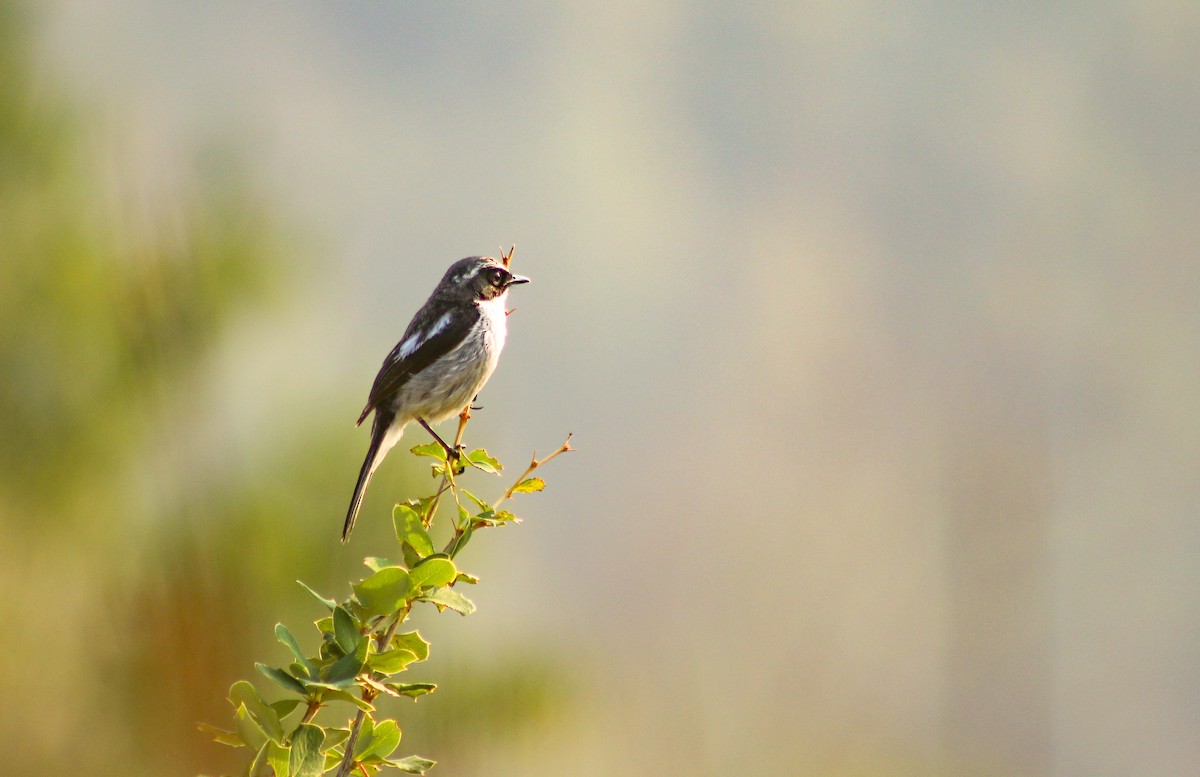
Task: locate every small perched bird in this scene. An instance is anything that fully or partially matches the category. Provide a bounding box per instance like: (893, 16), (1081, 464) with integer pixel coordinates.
(342, 255), (529, 541)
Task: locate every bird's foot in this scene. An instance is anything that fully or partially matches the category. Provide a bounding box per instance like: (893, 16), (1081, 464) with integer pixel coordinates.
(446, 444), (466, 475)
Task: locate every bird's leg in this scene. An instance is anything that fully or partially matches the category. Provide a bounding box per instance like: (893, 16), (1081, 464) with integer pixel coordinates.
(417, 417), (464, 473)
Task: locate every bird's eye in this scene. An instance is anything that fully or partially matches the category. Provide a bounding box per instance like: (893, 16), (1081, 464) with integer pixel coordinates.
(488, 268), (506, 286)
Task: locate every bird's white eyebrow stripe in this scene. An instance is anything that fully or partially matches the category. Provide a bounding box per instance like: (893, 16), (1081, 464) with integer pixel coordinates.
(397, 312), (452, 360)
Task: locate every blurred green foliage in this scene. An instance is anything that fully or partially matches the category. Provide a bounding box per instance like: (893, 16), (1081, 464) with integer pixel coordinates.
(0, 4), (273, 523)
(0, 3), (574, 775)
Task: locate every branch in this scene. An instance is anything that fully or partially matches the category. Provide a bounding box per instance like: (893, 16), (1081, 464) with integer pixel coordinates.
(493, 434), (574, 510)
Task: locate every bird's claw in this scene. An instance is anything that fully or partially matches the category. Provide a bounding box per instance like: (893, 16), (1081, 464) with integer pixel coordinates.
(447, 445), (466, 475)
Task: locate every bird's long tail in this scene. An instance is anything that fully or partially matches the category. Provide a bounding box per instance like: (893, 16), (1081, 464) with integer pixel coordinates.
(343, 412), (402, 541)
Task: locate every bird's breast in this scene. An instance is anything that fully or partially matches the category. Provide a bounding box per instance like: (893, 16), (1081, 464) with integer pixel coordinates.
(477, 294), (508, 353)
(390, 294), (508, 424)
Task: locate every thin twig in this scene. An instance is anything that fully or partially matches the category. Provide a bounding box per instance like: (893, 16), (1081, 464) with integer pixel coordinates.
(420, 407), (472, 527)
(493, 434), (574, 510)
(379, 604), (411, 651)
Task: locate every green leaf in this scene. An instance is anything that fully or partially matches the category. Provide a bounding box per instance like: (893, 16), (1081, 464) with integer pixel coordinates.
(197, 722), (243, 748)
(511, 476), (545, 494)
(270, 699), (303, 720)
(356, 719), (402, 763)
(460, 488), (491, 512)
(465, 448), (502, 474)
(320, 727), (350, 752)
(362, 675), (399, 698)
(368, 647), (419, 675)
(314, 615), (333, 635)
(410, 441), (447, 462)
(400, 541), (422, 569)
(353, 566), (413, 618)
(446, 521), (473, 557)
(408, 556), (457, 592)
(453, 571), (480, 585)
(470, 508), (520, 529)
(417, 586), (476, 616)
(255, 664), (309, 697)
(393, 504), (434, 557)
(387, 755), (437, 774)
(274, 624), (316, 678)
(317, 687), (374, 712)
(456, 502), (471, 531)
(245, 740), (269, 777)
(289, 724), (326, 777)
(333, 606), (360, 655)
(383, 682), (437, 700)
(390, 631), (430, 661)
(297, 580), (336, 610)
(351, 714), (375, 755)
(321, 633), (368, 685)
(233, 703), (268, 751)
(266, 740), (289, 777)
(363, 556), (392, 573)
(289, 662), (309, 683)
(409, 495), (438, 521)
(229, 681), (284, 743)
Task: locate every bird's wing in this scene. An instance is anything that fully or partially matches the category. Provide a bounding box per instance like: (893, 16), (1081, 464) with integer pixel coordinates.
(357, 305), (481, 425)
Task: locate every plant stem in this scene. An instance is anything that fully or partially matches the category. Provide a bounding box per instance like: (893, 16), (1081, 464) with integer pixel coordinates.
(300, 700), (321, 724)
(493, 434), (574, 509)
(334, 708), (367, 777)
(333, 603), (411, 777)
(421, 406), (472, 527)
(379, 604), (411, 649)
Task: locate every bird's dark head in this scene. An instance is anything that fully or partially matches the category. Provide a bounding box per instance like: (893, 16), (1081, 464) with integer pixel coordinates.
(438, 256), (530, 302)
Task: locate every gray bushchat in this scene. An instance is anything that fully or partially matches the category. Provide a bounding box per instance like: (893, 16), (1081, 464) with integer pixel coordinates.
(342, 255), (529, 540)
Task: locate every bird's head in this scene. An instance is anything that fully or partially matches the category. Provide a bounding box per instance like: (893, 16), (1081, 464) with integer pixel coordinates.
(438, 256), (530, 302)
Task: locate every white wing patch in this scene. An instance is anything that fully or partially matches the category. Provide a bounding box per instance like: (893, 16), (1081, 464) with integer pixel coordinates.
(397, 312), (452, 360)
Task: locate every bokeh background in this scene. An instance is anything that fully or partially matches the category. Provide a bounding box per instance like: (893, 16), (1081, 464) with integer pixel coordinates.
(2, 2), (1197, 775)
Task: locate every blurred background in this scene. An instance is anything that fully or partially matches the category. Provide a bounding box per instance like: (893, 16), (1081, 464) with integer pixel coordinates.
(1, 1), (1197, 775)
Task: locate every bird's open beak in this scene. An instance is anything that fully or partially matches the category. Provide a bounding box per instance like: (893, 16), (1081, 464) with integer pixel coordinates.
(507, 274), (531, 286)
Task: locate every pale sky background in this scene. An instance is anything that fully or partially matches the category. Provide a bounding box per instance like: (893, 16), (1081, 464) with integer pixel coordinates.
(31, 3), (1200, 776)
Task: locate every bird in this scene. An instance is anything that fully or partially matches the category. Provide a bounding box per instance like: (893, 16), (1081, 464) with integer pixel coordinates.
(342, 255), (529, 541)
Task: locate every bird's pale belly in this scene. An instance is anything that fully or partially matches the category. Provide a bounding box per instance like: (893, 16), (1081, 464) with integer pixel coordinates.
(391, 318), (503, 424)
